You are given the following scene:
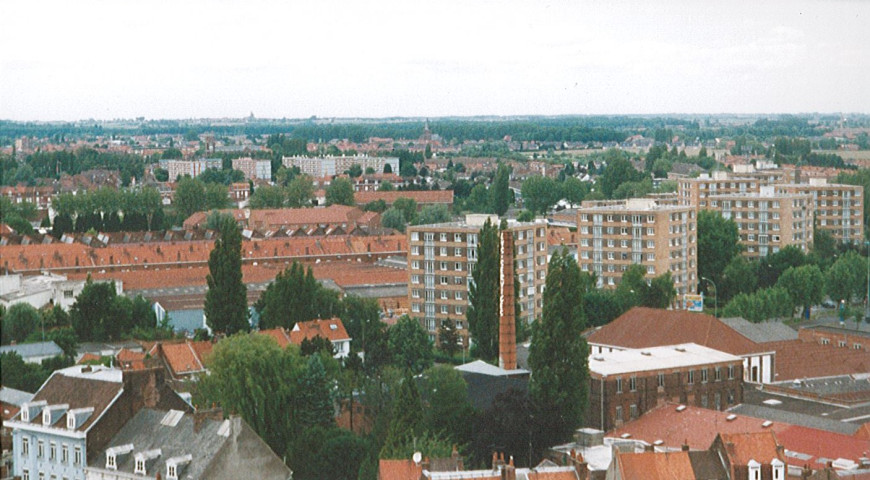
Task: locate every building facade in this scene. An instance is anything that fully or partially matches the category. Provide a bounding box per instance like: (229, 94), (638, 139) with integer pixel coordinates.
(576, 198), (697, 297)
(777, 178), (864, 244)
(231, 157), (271, 181)
(407, 215), (548, 348)
(587, 343), (744, 432)
(159, 159), (221, 181)
(282, 155), (399, 178)
(707, 186), (813, 258)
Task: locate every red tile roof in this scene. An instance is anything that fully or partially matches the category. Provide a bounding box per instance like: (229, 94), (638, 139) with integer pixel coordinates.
(717, 431), (782, 466)
(761, 339), (870, 382)
(587, 307), (764, 355)
(152, 340), (213, 377)
(115, 348), (147, 370)
(77, 353), (102, 364)
(378, 459), (422, 480)
(775, 425), (870, 470)
(614, 450), (694, 480)
(855, 422), (870, 440)
(290, 318), (350, 344)
(259, 328), (292, 348)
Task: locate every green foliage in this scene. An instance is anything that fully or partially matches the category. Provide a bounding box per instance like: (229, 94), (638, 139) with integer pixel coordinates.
(295, 355), (336, 430)
(326, 177), (355, 206)
(421, 365), (473, 446)
(598, 150), (645, 198)
(528, 249), (590, 443)
(364, 199), (388, 212)
(561, 177), (589, 205)
(776, 264), (825, 315)
(722, 286), (794, 323)
(2, 303), (39, 344)
(154, 167), (169, 182)
(392, 197), (418, 224)
(0, 198), (38, 234)
(205, 210), (235, 230)
(204, 182), (229, 210)
(697, 210), (741, 290)
(256, 262), (341, 329)
(204, 217), (249, 334)
(516, 210), (535, 222)
(174, 176), (207, 219)
(467, 219), (500, 362)
(521, 176), (561, 214)
(249, 184), (285, 208)
(377, 181), (395, 192)
(288, 426), (370, 480)
(381, 207), (407, 232)
(286, 174), (315, 207)
(583, 289), (624, 327)
(612, 178), (653, 200)
(0, 352), (52, 392)
(491, 162), (512, 216)
(380, 373), (425, 458)
(719, 256), (758, 303)
(346, 164), (363, 178)
(437, 318), (460, 356)
(414, 204), (451, 225)
(71, 280), (155, 341)
(825, 251), (866, 303)
(300, 335), (335, 357)
(388, 316), (433, 374)
(757, 246), (807, 289)
(471, 387), (540, 468)
(464, 183), (492, 213)
(615, 265), (676, 309)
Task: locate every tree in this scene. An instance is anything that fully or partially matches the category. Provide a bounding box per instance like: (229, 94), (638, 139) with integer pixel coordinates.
(295, 354), (336, 430)
(286, 174), (315, 207)
(490, 162), (512, 216)
(414, 204), (450, 225)
(2, 303), (39, 345)
(521, 176), (561, 214)
(583, 289), (624, 327)
(826, 251), (865, 304)
(204, 182), (229, 210)
(697, 210), (741, 289)
(174, 176), (206, 219)
(719, 256), (758, 303)
(381, 207), (407, 233)
(392, 197), (418, 224)
(196, 333), (305, 457)
(776, 264), (825, 316)
(377, 181), (395, 192)
(249, 185), (285, 208)
(0, 352), (49, 392)
(326, 177), (355, 206)
(465, 184), (491, 213)
(364, 199), (388, 213)
(722, 287), (794, 323)
(257, 262), (342, 329)
(598, 151), (643, 198)
(437, 318), (460, 356)
(645, 272), (677, 309)
(388, 316), (433, 374)
(380, 372), (424, 458)
(204, 217), (249, 334)
(421, 365), (473, 445)
(70, 280), (127, 341)
(562, 177), (589, 205)
(467, 218), (500, 362)
(528, 249), (590, 443)
(300, 336), (335, 357)
(757, 246), (807, 289)
(346, 164), (363, 178)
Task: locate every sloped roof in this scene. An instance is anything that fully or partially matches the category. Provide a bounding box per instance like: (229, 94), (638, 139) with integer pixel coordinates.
(614, 450), (695, 480)
(259, 327), (292, 349)
(154, 341), (213, 377)
(855, 422), (870, 440)
(0, 341), (63, 359)
(762, 339), (870, 381)
(775, 425), (870, 470)
(290, 318), (350, 343)
(586, 307), (765, 355)
(718, 317), (799, 343)
(717, 431), (783, 466)
(27, 366), (124, 432)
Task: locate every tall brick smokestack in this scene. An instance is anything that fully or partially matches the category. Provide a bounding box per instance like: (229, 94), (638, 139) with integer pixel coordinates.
(499, 229), (517, 370)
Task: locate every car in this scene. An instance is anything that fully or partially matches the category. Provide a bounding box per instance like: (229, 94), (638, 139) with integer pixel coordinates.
(821, 300), (837, 309)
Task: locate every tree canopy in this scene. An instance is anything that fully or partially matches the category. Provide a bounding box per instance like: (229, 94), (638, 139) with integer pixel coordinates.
(204, 217), (249, 334)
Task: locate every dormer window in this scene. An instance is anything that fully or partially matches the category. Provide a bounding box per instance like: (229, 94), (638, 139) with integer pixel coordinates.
(135, 459), (145, 474)
(168, 465), (177, 478)
(771, 459), (785, 480)
(747, 459), (761, 480)
(107, 454), (116, 469)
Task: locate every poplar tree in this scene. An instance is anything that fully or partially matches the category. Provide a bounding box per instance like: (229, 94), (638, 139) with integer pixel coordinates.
(528, 249), (590, 443)
(490, 162), (512, 216)
(467, 218), (500, 362)
(204, 217), (249, 334)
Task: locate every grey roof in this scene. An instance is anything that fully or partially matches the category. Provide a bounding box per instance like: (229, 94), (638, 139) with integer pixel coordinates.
(718, 317), (799, 343)
(688, 450), (728, 480)
(94, 409), (291, 480)
(727, 404), (859, 435)
(0, 341), (62, 359)
(0, 385), (34, 405)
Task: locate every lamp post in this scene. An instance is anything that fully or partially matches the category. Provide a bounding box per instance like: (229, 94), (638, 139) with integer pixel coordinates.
(701, 277), (717, 318)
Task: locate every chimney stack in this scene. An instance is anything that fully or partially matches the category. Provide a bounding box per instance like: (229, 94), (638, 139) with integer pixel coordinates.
(681, 439), (689, 452)
(498, 230), (517, 371)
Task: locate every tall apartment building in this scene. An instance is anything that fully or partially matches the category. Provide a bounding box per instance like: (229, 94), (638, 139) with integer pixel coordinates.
(407, 215), (548, 348)
(159, 158), (221, 181)
(231, 157), (271, 181)
(282, 155), (399, 178)
(777, 178), (864, 244)
(677, 171), (762, 208)
(707, 186), (813, 258)
(576, 198), (697, 297)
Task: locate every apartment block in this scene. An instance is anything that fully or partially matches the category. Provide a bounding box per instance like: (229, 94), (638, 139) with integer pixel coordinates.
(407, 215), (548, 348)
(231, 157), (271, 181)
(587, 343), (744, 432)
(777, 178), (864, 244)
(282, 155), (399, 178)
(707, 186), (813, 258)
(159, 159), (221, 181)
(576, 198), (697, 296)
(677, 171), (762, 208)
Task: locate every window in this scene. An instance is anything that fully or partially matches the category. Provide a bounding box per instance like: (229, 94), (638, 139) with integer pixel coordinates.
(23, 470), (29, 480)
(61, 444), (68, 464)
(440, 261), (447, 270)
(455, 305), (463, 315)
(440, 290), (448, 300)
(136, 459), (146, 475)
(630, 404), (638, 419)
(108, 454), (116, 469)
(440, 247), (447, 257)
(412, 303), (421, 313)
(22, 437), (29, 455)
(657, 373), (665, 388)
(701, 368), (708, 383)
(629, 376), (637, 392)
(38, 440), (44, 458)
(440, 276), (448, 285)
(454, 291), (462, 300)
(727, 365), (735, 379)
(412, 289), (420, 298)
(687, 370), (695, 384)
(411, 275), (420, 284)
(411, 246), (420, 255)
(454, 233), (463, 242)
(455, 247), (462, 256)
(411, 232), (419, 241)
(615, 406), (623, 422)
(39, 473), (44, 480)
(616, 378), (623, 393)
(49, 442), (56, 461)
(455, 262), (462, 271)
(74, 446), (81, 465)
(714, 367), (721, 381)
(701, 394), (708, 408)
(440, 305), (448, 314)
(839, 340), (847, 347)
(63, 289), (74, 298)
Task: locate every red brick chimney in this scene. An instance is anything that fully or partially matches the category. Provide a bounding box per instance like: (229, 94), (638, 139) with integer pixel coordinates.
(499, 230), (517, 370)
(501, 456), (516, 480)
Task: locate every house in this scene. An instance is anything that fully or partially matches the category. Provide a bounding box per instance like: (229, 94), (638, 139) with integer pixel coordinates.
(259, 317), (351, 358)
(354, 190), (454, 211)
(6, 365), (190, 480)
(709, 432), (786, 480)
(147, 340), (213, 380)
(380, 451), (582, 480)
(0, 342), (64, 364)
(0, 273), (116, 311)
(586, 343), (744, 431)
(83, 408), (291, 480)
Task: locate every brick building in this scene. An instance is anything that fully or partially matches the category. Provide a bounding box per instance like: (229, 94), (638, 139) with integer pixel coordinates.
(706, 186), (813, 258)
(576, 198), (697, 297)
(407, 215), (548, 348)
(586, 343), (744, 431)
(231, 157), (271, 181)
(776, 178), (864, 245)
(159, 159), (221, 181)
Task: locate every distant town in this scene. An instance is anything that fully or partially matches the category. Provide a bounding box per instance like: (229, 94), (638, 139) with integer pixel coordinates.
(2, 114), (870, 480)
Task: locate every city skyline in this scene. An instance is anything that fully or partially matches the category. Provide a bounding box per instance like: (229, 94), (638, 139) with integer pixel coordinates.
(2, 0), (869, 121)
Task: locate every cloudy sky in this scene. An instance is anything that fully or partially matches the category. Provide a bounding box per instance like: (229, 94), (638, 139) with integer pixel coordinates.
(1, 0), (868, 121)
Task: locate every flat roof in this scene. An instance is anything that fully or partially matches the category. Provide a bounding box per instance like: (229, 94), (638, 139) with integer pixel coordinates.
(589, 343), (741, 377)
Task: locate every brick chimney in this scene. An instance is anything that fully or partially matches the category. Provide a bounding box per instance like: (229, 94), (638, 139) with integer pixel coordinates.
(681, 439), (689, 452)
(498, 230), (517, 371)
(500, 456), (516, 480)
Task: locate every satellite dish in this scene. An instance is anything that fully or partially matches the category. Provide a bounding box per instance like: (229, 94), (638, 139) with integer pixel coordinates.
(412, 452), (422, 464)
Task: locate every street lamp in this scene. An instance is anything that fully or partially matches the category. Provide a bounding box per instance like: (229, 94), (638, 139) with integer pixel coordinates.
(701, 277), (717, 318)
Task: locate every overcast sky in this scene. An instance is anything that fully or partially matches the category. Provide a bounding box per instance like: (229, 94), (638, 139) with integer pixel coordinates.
(1, 0), (868, 121)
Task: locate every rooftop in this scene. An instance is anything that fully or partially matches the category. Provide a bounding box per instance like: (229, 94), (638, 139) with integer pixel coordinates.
(718, 317), (799, 343)
(588, 343), (742, 377)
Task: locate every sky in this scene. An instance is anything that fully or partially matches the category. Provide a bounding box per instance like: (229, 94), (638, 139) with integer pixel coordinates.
(1, 0), (869, 121)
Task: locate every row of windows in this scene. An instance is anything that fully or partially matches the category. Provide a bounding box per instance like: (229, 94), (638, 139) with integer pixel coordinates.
(21, 437), (82, 466)
(412, 289), (465, 301)
(613, 389), (737, 423)
(614, 366), (735, 393)
(412, 303), (464, 315)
